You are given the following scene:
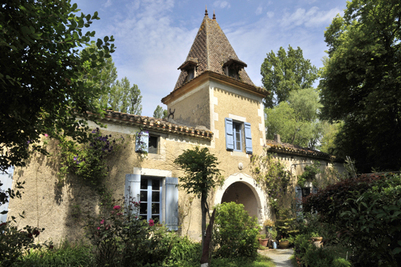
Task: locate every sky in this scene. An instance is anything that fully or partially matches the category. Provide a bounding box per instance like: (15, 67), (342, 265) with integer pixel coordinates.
(73, 0), (348, 117)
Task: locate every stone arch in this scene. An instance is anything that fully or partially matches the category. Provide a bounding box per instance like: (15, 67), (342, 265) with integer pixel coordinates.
(214, 173), (270, 224)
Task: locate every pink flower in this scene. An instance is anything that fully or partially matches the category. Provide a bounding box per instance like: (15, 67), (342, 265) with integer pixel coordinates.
(113, 205), (121, 210)
(149, 219), (154, 227)
(97, 227), (100, 230)
(44, 134), (49, 137)
(100, 219), (105, 224)
(117, 213), (122, 216)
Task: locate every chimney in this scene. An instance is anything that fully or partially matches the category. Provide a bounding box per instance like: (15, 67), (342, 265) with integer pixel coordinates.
(274, 134), (281, 144)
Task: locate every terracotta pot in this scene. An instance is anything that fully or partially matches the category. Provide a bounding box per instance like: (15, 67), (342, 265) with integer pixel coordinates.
(278, 240), (290, 249)
(258, 238), (269, 247)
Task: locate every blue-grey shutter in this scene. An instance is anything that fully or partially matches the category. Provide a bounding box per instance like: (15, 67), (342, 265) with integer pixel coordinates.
(135, 131), (149, 153)
(225, 118), (234, 150)
(165, 177), (179, 231)
(244, 122), (253, 154)
(125, 174), (141, 213)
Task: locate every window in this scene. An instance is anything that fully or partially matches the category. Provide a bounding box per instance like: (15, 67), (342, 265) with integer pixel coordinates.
(225, 118), (252, 154)
(135, 131), (159, 154)
(140, 177), (161, 222)
(186, 69), (194, 82)
(125, 172), (178, 230)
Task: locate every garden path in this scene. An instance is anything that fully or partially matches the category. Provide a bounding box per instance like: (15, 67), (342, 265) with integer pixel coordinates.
(258, 248), (294, 267)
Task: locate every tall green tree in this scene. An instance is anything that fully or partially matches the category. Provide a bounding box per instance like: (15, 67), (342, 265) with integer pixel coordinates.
(174, 147), (223, 251)
(261, 45), (319, 108)
(153, 105), (167, 119)
(0, 0), (115, 172)
(319, 0), (401, 172)
(108, 78), (142, 115)
(265, 88), (323, 148)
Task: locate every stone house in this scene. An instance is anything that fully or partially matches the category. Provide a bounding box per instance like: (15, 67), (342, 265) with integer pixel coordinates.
(7, 9), (343, 242)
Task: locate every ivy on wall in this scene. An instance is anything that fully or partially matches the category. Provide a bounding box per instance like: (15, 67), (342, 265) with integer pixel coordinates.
(57, 128), (125, 189)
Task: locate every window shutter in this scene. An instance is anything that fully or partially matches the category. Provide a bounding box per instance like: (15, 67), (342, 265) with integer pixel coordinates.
(225, 118), (234, 150)
(135, 131), (149, 153)
(125, 174), (141, 213)
(244, 122), (253, 154)
(165, 177), (179, 231)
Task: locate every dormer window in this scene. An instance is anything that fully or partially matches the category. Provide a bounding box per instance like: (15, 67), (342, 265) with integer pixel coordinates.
(223, 58), (247, 80)
(178, 57), (198, 83)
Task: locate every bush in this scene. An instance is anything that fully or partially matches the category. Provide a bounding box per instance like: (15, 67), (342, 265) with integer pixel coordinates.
(164, 236), (201, 267)
(212, 202), (260, 259)
(304, 173), (401, 266)
(0, 222), (44, 267)
(86, 198), (177, 267)
(17, 240), (95, 267)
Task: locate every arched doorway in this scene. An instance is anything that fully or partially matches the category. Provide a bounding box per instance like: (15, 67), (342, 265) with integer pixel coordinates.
(221, 182), (258, 217)
(214, 173), (269, 224)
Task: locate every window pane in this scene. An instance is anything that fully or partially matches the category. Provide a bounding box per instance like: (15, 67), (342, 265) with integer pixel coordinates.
(140, 179), (147, 189)
(152, 180), (160, 190)
(140, 203), (147, 215)
(152, 191), (160, 202)
(140, 191), (147, 202)
(153, 216), (160, 223)
(149, 136), (158, 154)
(152, 203), (160, 215)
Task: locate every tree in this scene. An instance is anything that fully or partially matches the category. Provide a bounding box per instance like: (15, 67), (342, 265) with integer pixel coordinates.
(265, 88), (323, 148)
(261, 45), (319, 108)
(79, 46), (142, 115)
(319, 0), (401, 172)
(108, 78), (142, 115)
(0, 0), (115, 172)
(153, 105), (168, 119)
(174, 147), (223, 250)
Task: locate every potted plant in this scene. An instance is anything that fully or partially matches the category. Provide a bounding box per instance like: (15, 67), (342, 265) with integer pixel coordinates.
(263, 219), (275, 232)
(311, 232), (323, 242)
(257, 233), (269, 247)
(278, 237), (290, 249)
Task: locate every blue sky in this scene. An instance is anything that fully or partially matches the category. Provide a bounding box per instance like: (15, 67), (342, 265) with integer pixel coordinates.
(73, 0), (348, 117)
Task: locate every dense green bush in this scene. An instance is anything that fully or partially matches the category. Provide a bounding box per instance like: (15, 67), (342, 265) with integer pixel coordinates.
(212, 202), (260, 259)
(164, 236), (201, 267)
(0, 222), (44, 267)
(17, 240), (95, 267)
(85, 198), (178, 267)
(304, 173), (401, 266)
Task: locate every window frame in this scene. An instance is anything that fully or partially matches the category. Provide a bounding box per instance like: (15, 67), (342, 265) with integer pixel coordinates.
(139, 176), (162, 222)
(225, 117), (253, 154)
(135, 131), (159, 154)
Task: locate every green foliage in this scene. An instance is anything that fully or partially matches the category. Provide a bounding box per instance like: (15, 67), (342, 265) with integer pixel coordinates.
(297, 161), (320, 187)
(0, 222), (44, 267)
(58, 128), (125, 188)
(319, 0), (401, 172)
(265, 88), (324, 148)
(153, 105), (168, 119)
(174, 146), (223, 247)
(304, 173), (401, 266)
(250, 152), (292, 210)
(0, 0), (115, 172)
(275, 209), (298, 239)
(108, 78), (142, 115)
(17, 240), (95, 267)
(319, 121), (343, 154)
(174, 147), (223, 198)
(210, 254), (274, 267)
(212, 202), (260, 260)
(261, 45), (319, 108)
(164, 237), (201, 267)
(85, 198), (178, 267)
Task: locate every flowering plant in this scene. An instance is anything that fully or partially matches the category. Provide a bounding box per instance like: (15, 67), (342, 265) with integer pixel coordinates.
(58, 128), (125, 188)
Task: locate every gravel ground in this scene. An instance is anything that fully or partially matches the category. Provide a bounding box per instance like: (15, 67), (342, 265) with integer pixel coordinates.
(258, 248), (294, 267)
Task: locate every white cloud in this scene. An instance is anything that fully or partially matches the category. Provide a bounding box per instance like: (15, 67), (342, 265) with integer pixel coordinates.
(256, 6), (263, 15)
(103, 0), (112, 8)
(213, 1), (231, 9)
(280, 7), (342, 28)
(266, 11), (274, 18)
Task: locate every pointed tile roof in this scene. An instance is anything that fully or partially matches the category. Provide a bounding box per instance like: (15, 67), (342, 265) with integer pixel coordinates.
(173, 9), (255, 90)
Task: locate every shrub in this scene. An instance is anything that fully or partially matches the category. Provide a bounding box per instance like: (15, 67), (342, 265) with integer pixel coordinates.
(212, 202), (260, 259)
(17, 240), (95, 266)
(304, 173), (401, 266)
(86, 198), (177, 267)
(164, 236), (201, 267)
(0, 222), (44, 267)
